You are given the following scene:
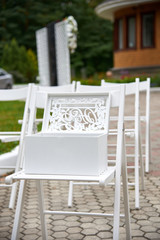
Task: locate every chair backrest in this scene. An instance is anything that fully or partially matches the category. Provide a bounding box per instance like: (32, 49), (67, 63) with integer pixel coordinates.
(25, 84), (125, 176)
(139, 78), (150, 121)
(0, 84), (33, 171)
(42, 92), (111, 133)
(0, 87), (28, 101)
(101, 78), (150, 120)
(35, 82), (76, 109)
(27, 83), (76, 135)
(76, 81), (123, 107)
(101, 79), (139, 96)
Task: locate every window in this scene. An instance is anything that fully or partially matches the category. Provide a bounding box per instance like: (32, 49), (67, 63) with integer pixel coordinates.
(127, 16), (136, 48)
(118, 19), (123, 50)
(114, 18), (124, 50)
(142, 12), (154, 48)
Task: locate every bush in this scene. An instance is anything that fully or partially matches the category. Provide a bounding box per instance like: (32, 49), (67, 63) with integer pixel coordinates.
(0, 39), (38, 84)
(72, 72), (160, 87)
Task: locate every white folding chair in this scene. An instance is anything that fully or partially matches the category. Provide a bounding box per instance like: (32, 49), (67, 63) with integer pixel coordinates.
(139, 79), (151, 173)
(102, 78), (151, 173)
(0, 85), (33, 209)
(0, 83), (75, 209)
(6, 86), (131, 240)
(75, 80), (144, 209)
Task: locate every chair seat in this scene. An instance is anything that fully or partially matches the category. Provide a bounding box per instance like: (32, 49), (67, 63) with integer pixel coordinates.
(6, 167), (116, 186)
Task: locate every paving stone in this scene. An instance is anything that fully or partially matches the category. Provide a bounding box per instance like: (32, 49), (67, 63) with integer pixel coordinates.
(81, 223), (96, 229)
(131, 223), (140, 229)
(97, 231), (113, 239)
(53, 231), (68, 238)
(131, 229), (144, 237)
(137, 220), (153, 226)
(153, 222), (160, 228)
(93, 218), (108, 225)
(141, 226), (157, 232)
(145, 211), (159, 217)
(52, 225), (67, 231)
(132, 238), (147, 240)
(83, 236), (100, 240)
(82, 228), (98, 235)
(133, 214), (148, 220)
(0, 216), (12, 222)
(0, 211), (13, 217)
(67, 233), (84, 239)
(145, 232), (160, 239)
(23, 234), (39, 240)
(52, 220), (66, 226)
(79, 217), (94, 223)
(66, 221), (80, 227)
(23, 228), (39, 235)
(0, 232), (9, 237)
(65, 216), (79, 221)
(95, 224), (112, 231)
(0, 221), (11, 227)
(141, 206), (157, 212)
(149, 216), (160, 222)
(24, 223), (39, 229)
(66, 227), (82, 234)
(52, 215), (66, 220)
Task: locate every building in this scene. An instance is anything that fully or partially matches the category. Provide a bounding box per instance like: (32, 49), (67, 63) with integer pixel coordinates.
(96, 0), (160, 78)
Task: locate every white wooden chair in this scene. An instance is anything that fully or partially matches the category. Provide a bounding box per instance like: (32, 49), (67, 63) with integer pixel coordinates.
(75, 80), (144, 209)
(102, 78), (151, 173)
(0, 82), (75, 209)
(6, 86), (131, 240)
(0, 85), (33, 209)
(139, 78), (151, 173)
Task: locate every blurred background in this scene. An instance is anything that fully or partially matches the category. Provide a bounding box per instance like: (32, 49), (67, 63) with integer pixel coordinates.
(0, 0), (160, 86)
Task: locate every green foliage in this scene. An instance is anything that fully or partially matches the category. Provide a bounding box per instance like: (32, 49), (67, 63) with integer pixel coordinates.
(0, 0), (113, 79)
(73, 72), (160, 87)
(105, 74), (160, 86)
(0, 39), (38, 83)
(150, 74), (160, 87)
(67, 0), (113, 75)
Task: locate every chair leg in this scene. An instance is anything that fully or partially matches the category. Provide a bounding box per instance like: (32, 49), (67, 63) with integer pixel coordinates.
(135, 133), (140, 209)
(68, 181), (73, 207)
(122, 133), (132, 239)
(113, 177), (121, 240)
(11, 180), (27, 240)
(139, 128), (145, 191)
(113, 141), (122, 239)
(36, 180), (48, 240)
(9, 182), (18, 209)
(145, 121), (150, 172)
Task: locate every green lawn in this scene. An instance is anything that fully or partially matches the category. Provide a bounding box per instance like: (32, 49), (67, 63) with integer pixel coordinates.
(0, 101), (43, 154)
(0, 101), (25, 154)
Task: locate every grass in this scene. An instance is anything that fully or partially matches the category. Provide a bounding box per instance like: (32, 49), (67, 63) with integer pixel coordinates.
(0, 99), (44, 155)
(0, 100), (44, 155)
(0, 101), (25, 154)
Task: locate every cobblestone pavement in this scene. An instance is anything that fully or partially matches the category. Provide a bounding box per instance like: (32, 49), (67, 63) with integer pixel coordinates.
(0, 90), (160, 240)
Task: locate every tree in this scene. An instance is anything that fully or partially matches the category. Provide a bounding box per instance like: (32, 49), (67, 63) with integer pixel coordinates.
(0, 39), (38, 83)
(0, 0), (113, 78)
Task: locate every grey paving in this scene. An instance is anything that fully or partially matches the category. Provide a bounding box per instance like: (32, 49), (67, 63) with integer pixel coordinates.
(0, 91), (160, 239)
